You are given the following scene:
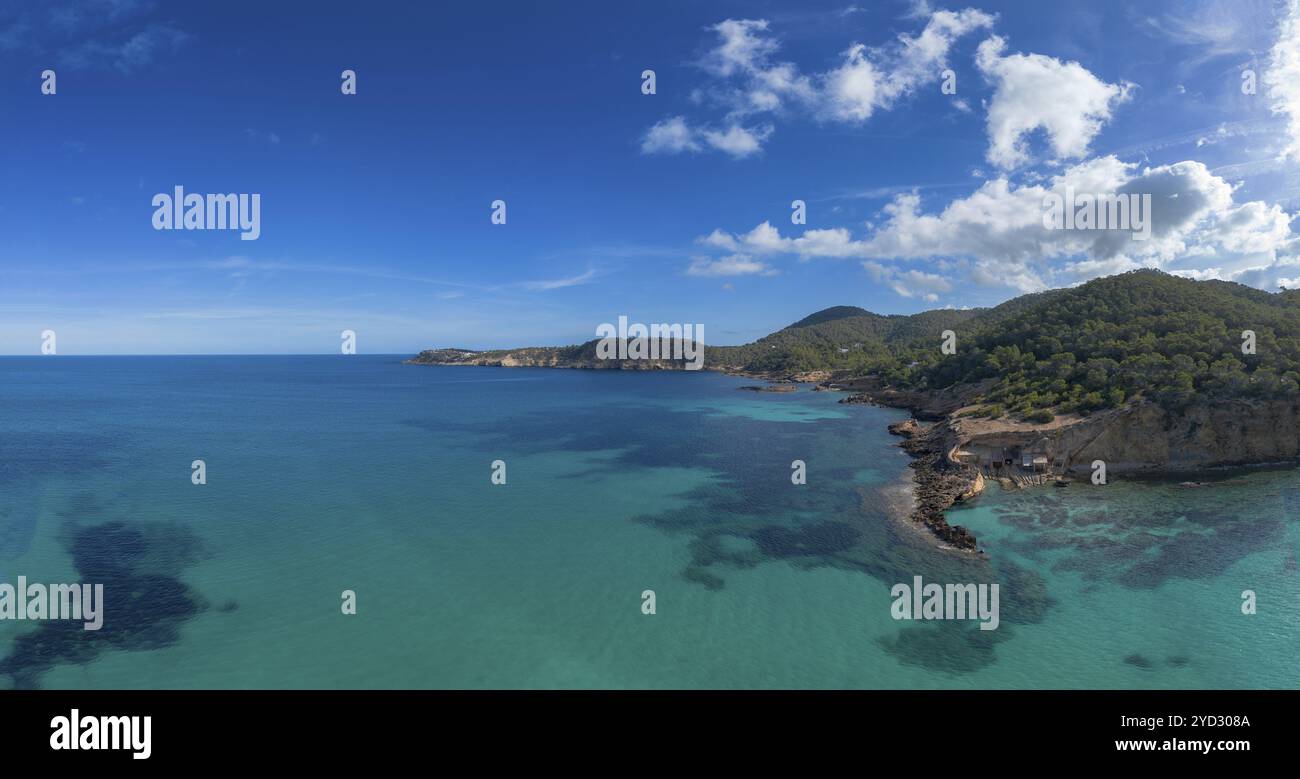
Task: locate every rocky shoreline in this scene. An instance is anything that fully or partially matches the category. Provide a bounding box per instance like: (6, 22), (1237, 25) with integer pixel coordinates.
(737, 383), (797, 392)
(835, 382), (989, 551)
(408, 351), (1300, 553)
(840, 385), (1300, 551)
(885, 418), (982, 552)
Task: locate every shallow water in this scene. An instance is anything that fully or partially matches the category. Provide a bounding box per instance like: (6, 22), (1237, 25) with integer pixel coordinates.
(0, 356), (1295, 688)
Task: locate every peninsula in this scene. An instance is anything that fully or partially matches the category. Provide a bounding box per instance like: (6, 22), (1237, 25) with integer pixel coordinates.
(408, 271), (1300, 549)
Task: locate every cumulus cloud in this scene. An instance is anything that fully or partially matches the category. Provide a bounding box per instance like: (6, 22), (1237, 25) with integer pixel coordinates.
(700, 124), (772, 158)
(686, 254), (775, 277)
(642, 8), (992, 157)
(864, 156), (1294, 289)
(640, 117), (772, 159)
(877, 9), (996, 105)
(697, 221), (865, 259)
(975, 36), (1134, 169)
(641, 116), (702, 154)
(862, 261), (954, 301)
(1265, 0), (1300, 160)
(823, 8), (995, 122)
(822, 44), (881, 122)
(692, 155), (1298, 296)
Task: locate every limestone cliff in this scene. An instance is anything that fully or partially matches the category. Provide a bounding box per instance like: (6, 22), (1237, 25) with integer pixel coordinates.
(946, 398), (1300, 475)
(876, 396), (1300, 551)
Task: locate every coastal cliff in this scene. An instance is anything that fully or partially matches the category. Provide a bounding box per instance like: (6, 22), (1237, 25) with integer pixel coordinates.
(405, 346), (829, 380)
(1055, 399), (1300, 471)
(930, 397), (1300, 475)
(865, 394), (1300, 551)
(406, 345), (695, 370)
(407, 271), (1300, 551)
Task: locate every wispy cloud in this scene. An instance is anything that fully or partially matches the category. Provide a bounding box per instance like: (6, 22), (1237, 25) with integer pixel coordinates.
(1266, 0), (1300, 160)
(517, 268), (599, 291)
(0, 2), (190, 74)
(244, 129), (281, 146)
(1140, 0), (1273, 64)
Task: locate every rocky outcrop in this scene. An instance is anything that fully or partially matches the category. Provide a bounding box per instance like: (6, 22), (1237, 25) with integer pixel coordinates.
(833, 378), (994, 419)
(738, 384), (797, 393)
(887, 419), (920, 438)
(788, 370), (832, 383)
(896, 421), (982, 552)
(871, 395), (1300, 551)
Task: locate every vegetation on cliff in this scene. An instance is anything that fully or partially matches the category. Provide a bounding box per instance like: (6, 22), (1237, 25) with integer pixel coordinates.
(899, 271), (1300, 419)
(412, 271), (1300, 424)
(714, 270), (1300, 421)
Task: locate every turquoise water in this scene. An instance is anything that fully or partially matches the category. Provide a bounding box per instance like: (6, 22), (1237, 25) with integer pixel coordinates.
(0, 355), (1297, 688)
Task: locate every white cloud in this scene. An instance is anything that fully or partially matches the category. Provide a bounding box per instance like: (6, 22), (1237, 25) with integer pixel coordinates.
(693, 155), (1299, 296)
(702, 19), (779, 77)
(641, 117), (771, 159)
(861, 156), (1293, 289)
(824, 8), (994, 122)
(643, 8), (991, 157)
(695, 221), (863, 259)
(686, 254), (775, 277)
(822, 44), (880, 122)
(877, 9), (996, 105)
(1265, 0), (1300, 160)
(519, 269), (599, 291)
(975, 35), (1133, 169)
(641, 116), (701, 154)
(701, 124), (771, 157)
(862, 261), (953, 301)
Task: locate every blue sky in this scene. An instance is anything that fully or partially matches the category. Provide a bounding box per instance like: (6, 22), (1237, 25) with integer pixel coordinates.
(2, 0), (1300, 354)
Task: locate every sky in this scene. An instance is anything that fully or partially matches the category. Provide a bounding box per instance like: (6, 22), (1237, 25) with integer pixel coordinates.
(2, 0), (1300, 354)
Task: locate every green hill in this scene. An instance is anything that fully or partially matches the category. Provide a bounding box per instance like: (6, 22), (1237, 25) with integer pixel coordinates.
(707, 307), (981, 374)
(902, 270), (1300, 419)
(412, 270), (1300, 423)
(715, 270), (1300, 419)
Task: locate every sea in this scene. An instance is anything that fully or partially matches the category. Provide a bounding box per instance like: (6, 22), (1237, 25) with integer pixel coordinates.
(1, 355), (1297, 689)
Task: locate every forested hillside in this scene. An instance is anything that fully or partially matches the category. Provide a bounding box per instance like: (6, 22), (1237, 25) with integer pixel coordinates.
(413, 271), (1300, 423)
